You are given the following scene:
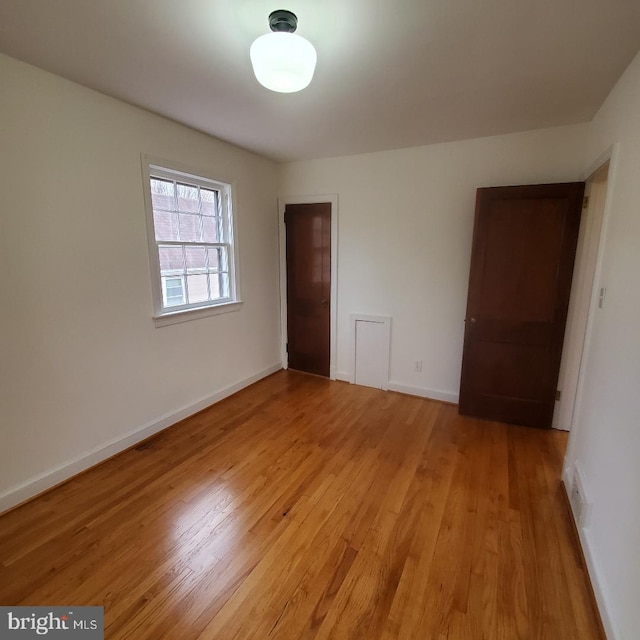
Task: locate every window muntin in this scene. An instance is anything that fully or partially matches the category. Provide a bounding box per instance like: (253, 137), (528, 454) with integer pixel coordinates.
(145, 164), (237, 317)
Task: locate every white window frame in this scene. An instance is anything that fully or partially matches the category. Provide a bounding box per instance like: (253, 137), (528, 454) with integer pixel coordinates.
(141, 156), (242, 327)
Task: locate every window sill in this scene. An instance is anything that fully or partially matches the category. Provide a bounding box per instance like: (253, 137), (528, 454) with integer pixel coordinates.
(153, 300), (243, 327)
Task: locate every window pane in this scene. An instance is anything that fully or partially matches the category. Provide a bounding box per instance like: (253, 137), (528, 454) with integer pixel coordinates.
(163, 276), (184, 307)
(185, 245), (207, 271)
(207, 246), (221, 272)
(219, 273), (230, 299)
(151, 178), (176, 211)
(187, 274), (209, 304)
(219, 246), (229, 272)
(202, 216), (221, 242)
(158, 245), (184, 273)
(201, 188), (219, 216)
(166, 279), (182, 295)
(177, 183), (199, 213)
(209, 274), (220, 299)
(179, 213), (201, 242)
(153, 211), (178, 241)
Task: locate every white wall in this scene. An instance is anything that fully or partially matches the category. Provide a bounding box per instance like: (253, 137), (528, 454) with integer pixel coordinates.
(279, 125), (588, 401)
(0, 54), (281, 511)
(563, 50), (640, 640)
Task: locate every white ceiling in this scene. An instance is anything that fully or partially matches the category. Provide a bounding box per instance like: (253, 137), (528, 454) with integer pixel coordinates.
(1, 0), (639, 162)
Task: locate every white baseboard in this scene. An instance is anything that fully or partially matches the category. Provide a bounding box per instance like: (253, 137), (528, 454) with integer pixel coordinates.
(577, 528), (619, 640)
(0, 363), (282, 514)
(562, 472), (619, 640)
(333, 374), (459, 404)
(387, 381), (459, 404)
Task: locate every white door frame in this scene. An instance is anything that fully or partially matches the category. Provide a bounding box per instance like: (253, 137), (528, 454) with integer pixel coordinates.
(278, 194), (339, 380)
(553, 147), (615, 430)
(559, 144), (617, 440)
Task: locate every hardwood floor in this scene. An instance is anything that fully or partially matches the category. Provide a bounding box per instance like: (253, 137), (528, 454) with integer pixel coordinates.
(0, 370), (603, 639)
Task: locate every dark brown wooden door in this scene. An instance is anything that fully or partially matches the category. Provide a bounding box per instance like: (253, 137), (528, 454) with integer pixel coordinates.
(285, 203), (331, 377)
(459, 183), (584, 428)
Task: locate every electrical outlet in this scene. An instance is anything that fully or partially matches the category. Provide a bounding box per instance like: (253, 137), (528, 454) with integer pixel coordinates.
(414, 360), (423, 373)
(570, 480), (583, 524)
(598, 287), (607, 309)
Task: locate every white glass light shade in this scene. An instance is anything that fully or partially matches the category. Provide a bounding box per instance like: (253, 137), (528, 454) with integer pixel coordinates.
(250, 32), (317, 93)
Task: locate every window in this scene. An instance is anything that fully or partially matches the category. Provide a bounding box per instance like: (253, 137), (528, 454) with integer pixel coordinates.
(143, 161), (240, 324)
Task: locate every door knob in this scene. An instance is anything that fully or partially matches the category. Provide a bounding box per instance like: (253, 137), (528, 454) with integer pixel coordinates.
(321, 299), (329, 305)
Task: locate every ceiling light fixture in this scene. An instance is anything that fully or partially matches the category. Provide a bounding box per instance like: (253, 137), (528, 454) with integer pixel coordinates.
(250, 10), (317, 93)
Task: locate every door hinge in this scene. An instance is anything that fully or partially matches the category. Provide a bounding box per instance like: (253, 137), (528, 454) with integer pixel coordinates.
(582, 196), (590, 209)
(555, 389), (561, 401)
(285, 343), (288, 354)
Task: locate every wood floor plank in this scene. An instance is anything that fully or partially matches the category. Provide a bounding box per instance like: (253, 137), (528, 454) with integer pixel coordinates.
(384, 406), (463, 639)
(0, 370), (604, 640)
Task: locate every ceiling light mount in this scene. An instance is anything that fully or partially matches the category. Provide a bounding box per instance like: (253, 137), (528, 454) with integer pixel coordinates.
(268, 10), (298, 33)
(250, 9), (317, 93)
